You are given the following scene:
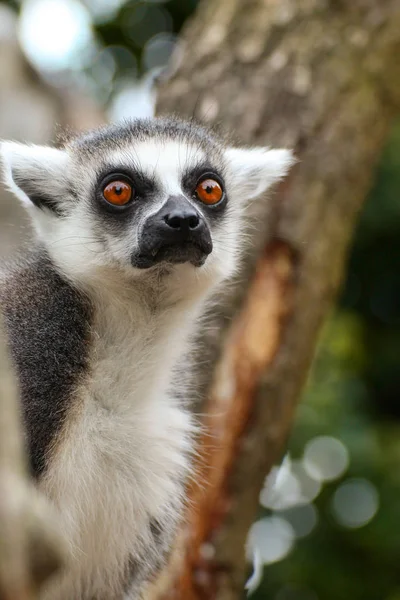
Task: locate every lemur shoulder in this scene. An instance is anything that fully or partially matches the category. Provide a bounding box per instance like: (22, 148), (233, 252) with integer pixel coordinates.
(0, 118), (293, 600)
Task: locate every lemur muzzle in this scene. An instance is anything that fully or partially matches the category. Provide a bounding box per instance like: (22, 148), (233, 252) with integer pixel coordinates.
(135, 195), (213, 268)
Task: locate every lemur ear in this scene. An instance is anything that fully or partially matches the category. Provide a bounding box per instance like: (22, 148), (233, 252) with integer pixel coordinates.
(224, 147), (295, 200)
(0, 142), (70, 214)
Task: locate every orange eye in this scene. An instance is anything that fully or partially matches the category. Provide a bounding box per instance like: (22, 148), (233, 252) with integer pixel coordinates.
(103, 180), (133, 206)
(195, 179), (223, 205)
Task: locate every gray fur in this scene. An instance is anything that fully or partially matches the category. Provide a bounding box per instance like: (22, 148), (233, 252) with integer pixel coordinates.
(70, 118), (223, 159)
(0, 249), (92, 476)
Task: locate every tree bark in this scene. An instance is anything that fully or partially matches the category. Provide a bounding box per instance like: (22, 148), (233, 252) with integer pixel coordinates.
(156, 0), (400, 598)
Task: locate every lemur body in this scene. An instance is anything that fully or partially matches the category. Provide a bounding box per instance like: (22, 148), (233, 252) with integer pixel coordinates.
(0, 118), (293, 599)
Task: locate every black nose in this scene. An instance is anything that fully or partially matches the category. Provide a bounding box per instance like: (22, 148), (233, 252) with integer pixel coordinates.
(134, 195), (213, 269)
(164, 209), (200, 232)
(157, 197), (206, 243)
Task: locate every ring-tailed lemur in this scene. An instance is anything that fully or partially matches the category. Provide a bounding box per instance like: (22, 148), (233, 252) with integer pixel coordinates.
(0, 118), (293, 600)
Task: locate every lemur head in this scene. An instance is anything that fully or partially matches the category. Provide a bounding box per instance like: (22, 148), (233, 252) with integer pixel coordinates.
(1, 118), (293, 294)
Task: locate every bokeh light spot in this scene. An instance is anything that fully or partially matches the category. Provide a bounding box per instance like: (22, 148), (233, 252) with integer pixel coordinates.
(90, 47), (117, 87)
(282, 504), (318, 539)
(332, 478), (379, 528)
(247, 516), (295, 565)
(291, 460), (322, 503)
(303, 436), (349, 482)
(18, 0), (93, 72)
(143, 33), (176, 71)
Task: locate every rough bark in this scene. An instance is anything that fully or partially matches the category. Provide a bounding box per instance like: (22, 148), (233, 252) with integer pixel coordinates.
(156, 0), (400, 598)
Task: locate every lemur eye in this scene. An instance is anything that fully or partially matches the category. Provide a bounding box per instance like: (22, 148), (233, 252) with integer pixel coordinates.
(195, 179), (223, 205)
(103, 180), (133, 206)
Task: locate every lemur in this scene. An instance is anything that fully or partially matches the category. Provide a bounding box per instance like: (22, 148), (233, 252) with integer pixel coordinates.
(0, 117), (293, 600)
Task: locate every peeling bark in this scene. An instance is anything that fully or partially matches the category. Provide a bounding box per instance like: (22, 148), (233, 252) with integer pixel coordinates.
(156, 0), (400, 598)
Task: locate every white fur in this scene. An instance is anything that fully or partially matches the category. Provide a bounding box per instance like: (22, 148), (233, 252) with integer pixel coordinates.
(225, 147), (295, 200)
(0, 141), (69, 207)
(1, 128), (294, 599)
(40, 279), (203, 599)
(112, 139), (205, 197)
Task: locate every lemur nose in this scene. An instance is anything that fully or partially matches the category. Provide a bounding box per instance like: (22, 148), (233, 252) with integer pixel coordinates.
(164, 210), (200, 232)
(135, 195), (213, 268)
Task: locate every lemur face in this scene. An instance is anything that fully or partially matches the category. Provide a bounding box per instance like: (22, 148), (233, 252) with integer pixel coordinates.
(78, 135), (227, 272)
(1, 119), (293, 288)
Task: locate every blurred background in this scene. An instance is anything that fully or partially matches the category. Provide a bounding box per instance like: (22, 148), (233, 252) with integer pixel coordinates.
(0, 1), (400, 599)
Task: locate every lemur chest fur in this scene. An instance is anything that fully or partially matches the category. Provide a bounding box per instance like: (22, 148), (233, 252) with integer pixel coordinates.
(1, 255), (195, 599)
(43, 285), (195, 599)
